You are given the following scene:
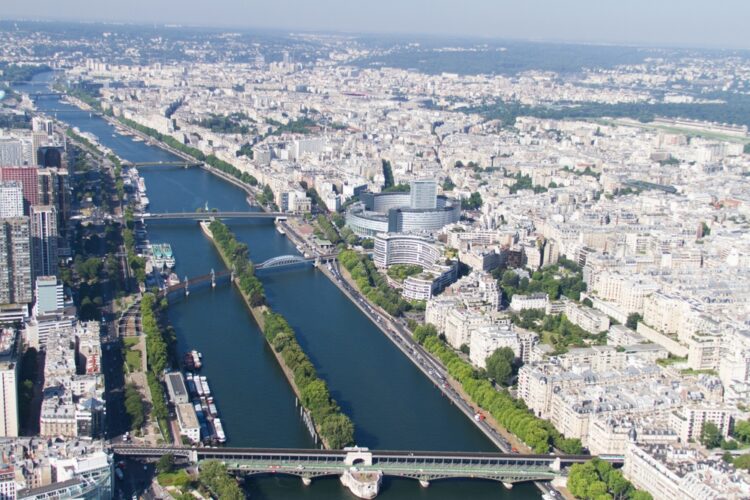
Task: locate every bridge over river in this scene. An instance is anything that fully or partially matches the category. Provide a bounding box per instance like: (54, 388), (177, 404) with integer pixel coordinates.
(113, 445), (619, 497)
(138, 211), (295, 221)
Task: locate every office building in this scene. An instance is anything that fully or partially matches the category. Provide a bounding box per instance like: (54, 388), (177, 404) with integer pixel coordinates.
(0, 328), (19, 438)
(31, 205), (58, 279)
(410, 179), (438, 209)
(0, 217), (32, 305)
(37, 168), (70, 229)
(0, 166), (39, 213)
(32, 117), (54, 135)
(346, 180), (460, 237)
(0, 464), (15, 500)
(37, 146), (63, 168)
(0, 138), (26, 166)
(34, 276), (64, 317)
(0, 181), (24, 218)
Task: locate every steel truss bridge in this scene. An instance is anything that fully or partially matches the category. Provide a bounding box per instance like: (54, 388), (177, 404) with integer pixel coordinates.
(255, 254), (337, 270)
(112, 445), (618, 487)
(123, 161), (203, 168)
(137, 211), (293, 221)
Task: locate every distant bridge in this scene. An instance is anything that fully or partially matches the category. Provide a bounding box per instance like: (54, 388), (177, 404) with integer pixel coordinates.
(29, 92), (63, 99)
(255, 254), (337, 270)
(112, 445), (616, 493)
(123, 160), (203, 169)
(138, 211), (295, 221)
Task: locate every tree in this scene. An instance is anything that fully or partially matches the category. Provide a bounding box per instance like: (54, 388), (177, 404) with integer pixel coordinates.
(461, 191), (483, 210)
(501, 270), (520, 288)
(587, 481), (609, 499)
(700, 421), (722, 449)
(629, 491), (653, 500)
(485, 347), (514, 385)
(156, 454), (175, 474)
(733, 419), (750, 443)
(567, 462), (600, 498)
(721, 439), (739, 450)
(320, 413), (355, 449)
(626, 313), (642, 330)
(733, 454), (750, 471)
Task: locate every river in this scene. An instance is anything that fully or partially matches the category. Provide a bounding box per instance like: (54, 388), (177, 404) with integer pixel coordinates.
(19, 72), (539, 499)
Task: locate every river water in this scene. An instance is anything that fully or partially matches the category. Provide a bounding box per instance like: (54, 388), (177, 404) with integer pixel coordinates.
(19, 72), (538, 499)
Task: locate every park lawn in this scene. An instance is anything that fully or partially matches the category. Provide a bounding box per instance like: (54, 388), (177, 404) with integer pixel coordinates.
(123, 337), (140, 348)
(125, 348), (142, 373)
(157, 470), (193, 488)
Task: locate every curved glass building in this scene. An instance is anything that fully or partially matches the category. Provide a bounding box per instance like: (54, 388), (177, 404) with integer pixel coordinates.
(345, 180), (460, 237)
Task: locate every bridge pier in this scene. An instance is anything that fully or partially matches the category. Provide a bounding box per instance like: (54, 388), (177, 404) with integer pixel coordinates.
(302, 477), (312, 486)
(419, 479), (430, 488)
(340, 469), (382, 500)
(502, 482), (514, 489)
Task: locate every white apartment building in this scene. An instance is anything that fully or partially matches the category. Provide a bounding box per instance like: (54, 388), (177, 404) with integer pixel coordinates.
(510, 293), (548, 312)
(469, 323), (520, 369)
(624, 443), (750, 500)
(0, 329), (19, 438)
(564, 301), (610, 333)
(668, 405), (732, 443)
(444, 308), (492, 349)
(0, 181), (23, 218)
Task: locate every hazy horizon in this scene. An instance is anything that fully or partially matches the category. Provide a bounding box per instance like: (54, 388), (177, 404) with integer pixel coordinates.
(3, 0), (750, 50)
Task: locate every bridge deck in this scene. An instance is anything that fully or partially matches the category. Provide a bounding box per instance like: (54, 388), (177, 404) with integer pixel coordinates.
(225, 459), (556, 482)
(138, 211), (290, 220)
(112, 445), (593, 483)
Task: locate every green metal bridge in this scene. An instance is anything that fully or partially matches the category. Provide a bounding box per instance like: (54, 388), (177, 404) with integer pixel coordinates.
(112, 445), (611, 487)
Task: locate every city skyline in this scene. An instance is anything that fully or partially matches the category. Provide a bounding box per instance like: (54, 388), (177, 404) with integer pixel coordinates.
(3, 0), (750, 50)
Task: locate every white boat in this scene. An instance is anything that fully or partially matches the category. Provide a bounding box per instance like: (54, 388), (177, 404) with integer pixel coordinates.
(213, 418), (226, 443)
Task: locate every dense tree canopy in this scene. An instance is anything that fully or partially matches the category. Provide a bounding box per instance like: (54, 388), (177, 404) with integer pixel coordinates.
(412, 324), (582, 454)
(568, 458), (652, 500)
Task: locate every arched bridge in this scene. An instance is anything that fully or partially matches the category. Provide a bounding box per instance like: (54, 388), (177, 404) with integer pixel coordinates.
(255, 254), (337, 270)
(112, 445), (620, 495)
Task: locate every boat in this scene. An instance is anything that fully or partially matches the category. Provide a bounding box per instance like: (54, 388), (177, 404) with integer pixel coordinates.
(276, 225), (286, 235)
(183, 350), (202, 371)
(192, 351), (202, 369)
(213, 418), (227, 443)
(150, 243), (176, 269)
(167, 273), (180, 286)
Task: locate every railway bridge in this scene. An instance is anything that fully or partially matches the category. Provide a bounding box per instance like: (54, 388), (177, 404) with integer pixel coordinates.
(112, 445), (617, 497)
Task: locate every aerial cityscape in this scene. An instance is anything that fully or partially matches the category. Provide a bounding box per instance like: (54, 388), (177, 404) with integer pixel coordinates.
(1, 2), (750, 499)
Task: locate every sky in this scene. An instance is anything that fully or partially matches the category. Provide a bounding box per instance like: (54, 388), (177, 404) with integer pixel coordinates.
(3, 0), (750, 49)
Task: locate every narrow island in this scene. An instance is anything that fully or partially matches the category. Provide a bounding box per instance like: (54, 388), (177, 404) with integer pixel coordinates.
(201, 219), (355, 449)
